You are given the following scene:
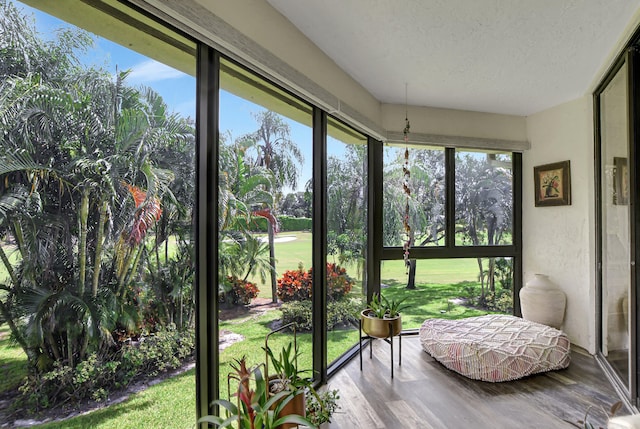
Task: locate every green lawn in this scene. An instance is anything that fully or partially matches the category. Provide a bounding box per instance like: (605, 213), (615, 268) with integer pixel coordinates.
(38, 369), (196, 429)
(0, 324), (28, 394)
(0, 243), (19, 285)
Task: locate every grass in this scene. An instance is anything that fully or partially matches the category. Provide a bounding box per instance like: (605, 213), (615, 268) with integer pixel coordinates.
(380, 258), (504, 329)
(0, 324), (28, 394)
(0, 243), (19, 285)
(381, 282), (498, 329)
(37, 369), (196, 429)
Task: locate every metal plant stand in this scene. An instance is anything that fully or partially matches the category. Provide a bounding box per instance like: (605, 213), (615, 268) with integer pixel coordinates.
(359, 318), (402, 378)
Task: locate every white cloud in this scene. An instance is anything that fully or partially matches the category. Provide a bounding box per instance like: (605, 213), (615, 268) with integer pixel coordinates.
(126, 60), (185, 84)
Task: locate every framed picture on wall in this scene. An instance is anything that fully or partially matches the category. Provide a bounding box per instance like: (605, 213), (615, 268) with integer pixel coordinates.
(614, 156), (629, 205)
(534, 160), (571, 207)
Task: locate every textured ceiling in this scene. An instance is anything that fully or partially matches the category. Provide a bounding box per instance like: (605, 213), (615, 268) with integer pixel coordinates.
(266, 0), (640, 116)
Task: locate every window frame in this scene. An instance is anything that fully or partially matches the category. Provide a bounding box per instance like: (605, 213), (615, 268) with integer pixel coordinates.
(375, 148), (523, 314)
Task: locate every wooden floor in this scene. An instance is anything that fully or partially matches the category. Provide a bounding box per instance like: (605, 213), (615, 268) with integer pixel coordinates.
(323, 335), (629, 429)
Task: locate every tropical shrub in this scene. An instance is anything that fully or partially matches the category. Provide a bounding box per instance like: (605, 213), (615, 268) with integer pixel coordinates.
(276, 266), (312, 302)
(276, 263), (354, 302)
(280, 300), (313, 331)
(280, 297), (362, 331)
(326, 297), (362, 328)
(485, 289), (513, 313)
(306, 389), (341, 426)
(219, 276), (260, 305)
(248, 215), (311, 232)
(324, 263), (355, 300)
(231, 277), (259, 305)
(17, 325), (195, 411)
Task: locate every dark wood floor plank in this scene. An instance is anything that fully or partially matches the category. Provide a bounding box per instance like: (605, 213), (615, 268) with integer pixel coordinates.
(324, 336), (629, 429)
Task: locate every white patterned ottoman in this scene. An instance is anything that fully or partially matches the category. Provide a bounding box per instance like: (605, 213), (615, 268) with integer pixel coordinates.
(419, 314), (571, 382)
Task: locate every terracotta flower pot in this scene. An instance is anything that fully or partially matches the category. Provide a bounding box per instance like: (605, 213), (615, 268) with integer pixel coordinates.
(268, 384), (306, 429)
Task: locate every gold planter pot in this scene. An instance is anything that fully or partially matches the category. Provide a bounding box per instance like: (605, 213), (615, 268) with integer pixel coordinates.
(360, 310), (402, 338)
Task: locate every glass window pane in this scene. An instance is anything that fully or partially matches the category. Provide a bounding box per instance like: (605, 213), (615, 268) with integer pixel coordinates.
(218, 58), (314, 397)
(1, 1), (196, 425)
(383, 145), (445, 247)
(455, 151), (513, 246)
(326, 117), (367, 365)
(380, 258), (513, 330)
(599, 62), (630, 386)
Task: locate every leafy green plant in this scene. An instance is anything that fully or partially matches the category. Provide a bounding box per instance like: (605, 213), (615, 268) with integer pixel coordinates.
(281, 297), (362, 331)
(367, 293), (387, 318)
(366, 293), (409, 318)
(276, 263), (355, 302)
(280, 300), (313, 331)
(383, 294), (409, 318)
(17, 325), (194, 411)
(264, 341), (310, 392)
(306, 388), (341, 426)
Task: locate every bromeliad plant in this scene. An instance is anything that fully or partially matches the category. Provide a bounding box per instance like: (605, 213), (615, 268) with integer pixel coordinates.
(263, 323), (342, 427)
(198, 356), (314, 429)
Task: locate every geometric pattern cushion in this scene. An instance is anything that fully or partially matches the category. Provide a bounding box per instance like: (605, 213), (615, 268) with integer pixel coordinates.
(419, 314), (571, 382)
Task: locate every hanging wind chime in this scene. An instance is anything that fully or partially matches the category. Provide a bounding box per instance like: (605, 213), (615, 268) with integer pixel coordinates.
(402, 86), (411, 274)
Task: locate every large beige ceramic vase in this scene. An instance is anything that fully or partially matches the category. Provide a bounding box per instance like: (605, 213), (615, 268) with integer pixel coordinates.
(519, 274), (566, 329)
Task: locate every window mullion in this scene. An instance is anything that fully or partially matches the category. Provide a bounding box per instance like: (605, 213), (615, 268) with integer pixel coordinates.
(445, 147), (456, 248)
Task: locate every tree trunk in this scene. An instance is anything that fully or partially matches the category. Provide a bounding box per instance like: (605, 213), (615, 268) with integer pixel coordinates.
(116, 247), (135, 297)
(268, 222), (277, 303)
(78, 189), (89, 296)
(476, 257), (485, 304)
(123, 245), (144, 292)
(92, 199), (108, 297)
(406, 259), (417, 289)
(489, 258), (496, 294)
(45, 329), (61, 362)
(66, 323), (74, 368)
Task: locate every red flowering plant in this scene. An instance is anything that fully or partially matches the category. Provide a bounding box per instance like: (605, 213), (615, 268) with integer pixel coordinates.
(276, 265), (312, 302)
(221, 276), (260, 305)
(276, 263), (354, 302)
(326, 263), (354, 300)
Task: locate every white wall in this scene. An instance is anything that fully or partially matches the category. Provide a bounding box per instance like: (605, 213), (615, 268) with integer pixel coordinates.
(382, 103), (527, 142)
(524, 96), (596, 352)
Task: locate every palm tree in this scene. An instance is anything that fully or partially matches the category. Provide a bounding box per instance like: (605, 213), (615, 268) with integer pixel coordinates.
(0, 6), (195, 365)
(239, 111), (303, 302)
(455, 153), (513, 303)
(218, 138), (275, 300)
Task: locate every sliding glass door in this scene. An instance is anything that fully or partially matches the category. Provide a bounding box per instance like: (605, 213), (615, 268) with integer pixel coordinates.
(598, 59), (631, 390)
(596, 47), (640, 405)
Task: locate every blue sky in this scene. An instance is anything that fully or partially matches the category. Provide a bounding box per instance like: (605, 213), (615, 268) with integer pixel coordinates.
(16, 1), (358, 192)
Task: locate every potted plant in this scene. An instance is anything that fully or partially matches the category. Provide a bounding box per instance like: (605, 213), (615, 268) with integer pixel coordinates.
(360, 293), (408, 338)
(305, 388), (340, 428)
(264, 323), (320, 429)
(264, 340), (308, 428)
(198, 356), (314, 429)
